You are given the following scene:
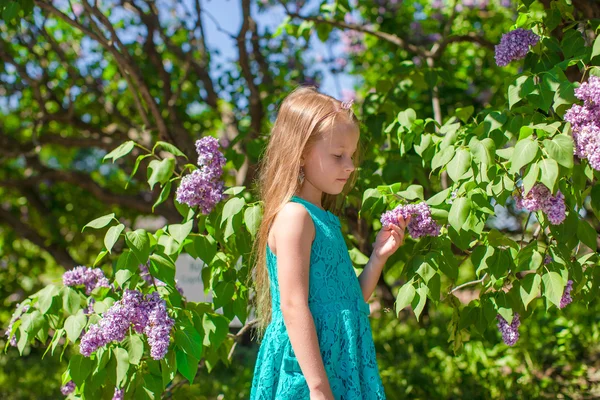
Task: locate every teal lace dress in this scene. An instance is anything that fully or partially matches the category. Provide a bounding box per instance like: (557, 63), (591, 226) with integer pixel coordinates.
(250, 196), (386, 399)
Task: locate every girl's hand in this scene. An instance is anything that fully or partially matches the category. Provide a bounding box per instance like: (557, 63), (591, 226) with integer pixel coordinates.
(372, 215), (410, 261)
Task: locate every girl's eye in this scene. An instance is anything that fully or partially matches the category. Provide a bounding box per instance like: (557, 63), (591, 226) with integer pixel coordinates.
(334, 154), (342, 159)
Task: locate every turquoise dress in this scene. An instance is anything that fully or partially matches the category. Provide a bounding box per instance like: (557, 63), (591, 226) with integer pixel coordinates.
(250, 195), (386, 399)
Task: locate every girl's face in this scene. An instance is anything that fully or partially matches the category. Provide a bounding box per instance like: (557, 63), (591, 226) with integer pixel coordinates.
(301, 120), (359, 195)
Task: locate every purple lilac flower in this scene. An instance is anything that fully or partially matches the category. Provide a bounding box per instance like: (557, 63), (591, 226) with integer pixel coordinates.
(559, 280), (574, 309)
(494, 28), (540, 67)
(175, 169), (225, 214)
(564, 78), (600, 171)
(143, 292), (175, 360)
(61, 380), (76, 395)
(62, 266), (110, 295)
(544, 255), (553, 264)
(79, 290), (174, 360)
(195, 137), (226, 178)
(380, 202), (441, 239)
(112, 387), (124, 400)
(497, 312), (520, 346)
(5, 304), (30, 347)
(176, 137), (226, 214)
(514, 183), (566, 225)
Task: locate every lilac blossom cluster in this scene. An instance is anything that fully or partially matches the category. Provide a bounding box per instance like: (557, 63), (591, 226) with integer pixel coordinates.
(514, 183), (566, 225)
(380, 203), (441, 239)
(494, 28), (540, 67)
(61, 380), (76, 396)
(564, 76), (600, 171)
(176, 137), (226, 214)
(79, 290), (174, 360)
(138, 262), (185, 296)
(559, 280), (574, 309)
(5, 303), (30, 347)
(112, 387), (124, 400)
(63, 266), (110, 295)
(496, 312), (520, 346)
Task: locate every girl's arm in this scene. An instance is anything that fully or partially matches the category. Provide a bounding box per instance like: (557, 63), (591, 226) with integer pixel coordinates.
(358, 218), (408, 301)
(274, 204), (334, 398)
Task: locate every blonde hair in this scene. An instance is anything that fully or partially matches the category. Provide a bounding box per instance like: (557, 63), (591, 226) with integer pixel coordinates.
(249, 86), (362, 339)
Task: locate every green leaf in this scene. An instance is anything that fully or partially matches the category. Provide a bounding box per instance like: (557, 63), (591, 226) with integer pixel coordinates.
(542, 271), (565, 309)
(62, 287), (81, 315)
(469, 137), (496, 165)
(543, 135), (574, 168)
(520, 274), (541, 310)
(153, 181), (172, 212)
(577, 220), (597, 250)
(244, 204), (262, 237)
(64, 312), (87, 342)
(125, 230), (150, 264)
(149, 253), (176, 285)
(147, 158), (176, 190)
(193, 235), (217, 263)
(539, 158), (559, 193)
(523, 162), (540, 195)
(105, 224), (124, 253)
(113, 347), (130, 387)
(449, 197), (471, 231)
(508, 75), (534, 109)
(176, 348), (199, 384)
(168, 220), (194, 244)
(220, 197), (246, 226)
(127, 153), (153, 189)
(426, 188), (451, 206)
(103, 141), (135, 163)
(431, 145), (455, 171)
(397, 108), (417, 130)
(395, 283), (416, 316)
(592, 35), (600, 59)
(455, 106), (474, 123)
(510, 136), (539, 173)
(153, 141), (188, 158)
(348, 247), (369, 265)
(447, 149), (471, 181)
(412, 285), (429, 322)
(174, 322), (203, 359)
(115, 269), (134, 288)
(37, 285), (59, 314)
(82, 213), (115, 232)
(68, 355), (93, 386)
(126, 335), (144, 365)
(397, 184), (424, 201)
(223, 186), (246, 196)
(202, 313), (229, 349)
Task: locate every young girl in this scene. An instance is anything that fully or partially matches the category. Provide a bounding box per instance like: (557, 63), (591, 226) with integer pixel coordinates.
(249, 86), (409, 399)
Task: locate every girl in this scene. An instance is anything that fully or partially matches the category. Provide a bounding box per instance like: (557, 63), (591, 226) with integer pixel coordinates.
(249, 86), (409, 399)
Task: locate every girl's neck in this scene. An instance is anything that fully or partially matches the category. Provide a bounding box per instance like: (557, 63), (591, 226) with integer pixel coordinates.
(294, 186), (324, 210)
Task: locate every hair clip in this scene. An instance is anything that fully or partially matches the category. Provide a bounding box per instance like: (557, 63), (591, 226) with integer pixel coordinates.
(340, 99), (354, 110)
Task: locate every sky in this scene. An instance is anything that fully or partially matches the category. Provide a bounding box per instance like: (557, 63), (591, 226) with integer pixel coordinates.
(200, 0), (358, 100)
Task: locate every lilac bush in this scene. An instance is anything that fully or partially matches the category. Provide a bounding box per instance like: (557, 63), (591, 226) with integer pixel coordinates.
(381, 202), (441, 239)
(564, 76), (600, 171)
(61, 380), (76, 396)
(176, 136), (226, 214)
(559, 280), (574, 309)
(496, 313), (520, 346)
(514, 183), (566, 225)
(494, 28), (540, 67)
(5, 304), (30, 347)
(62, 266), (110, 294)
(79, 289), (174, 360)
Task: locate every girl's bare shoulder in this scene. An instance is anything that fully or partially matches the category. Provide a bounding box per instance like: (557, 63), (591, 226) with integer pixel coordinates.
(268, 202), (315, 256)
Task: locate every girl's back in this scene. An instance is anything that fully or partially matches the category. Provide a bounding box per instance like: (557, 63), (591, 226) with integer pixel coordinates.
(250, 195), (385, 399)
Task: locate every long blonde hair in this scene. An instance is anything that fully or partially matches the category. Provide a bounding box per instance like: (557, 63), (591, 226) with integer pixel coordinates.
(249, 86), (362, 339)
